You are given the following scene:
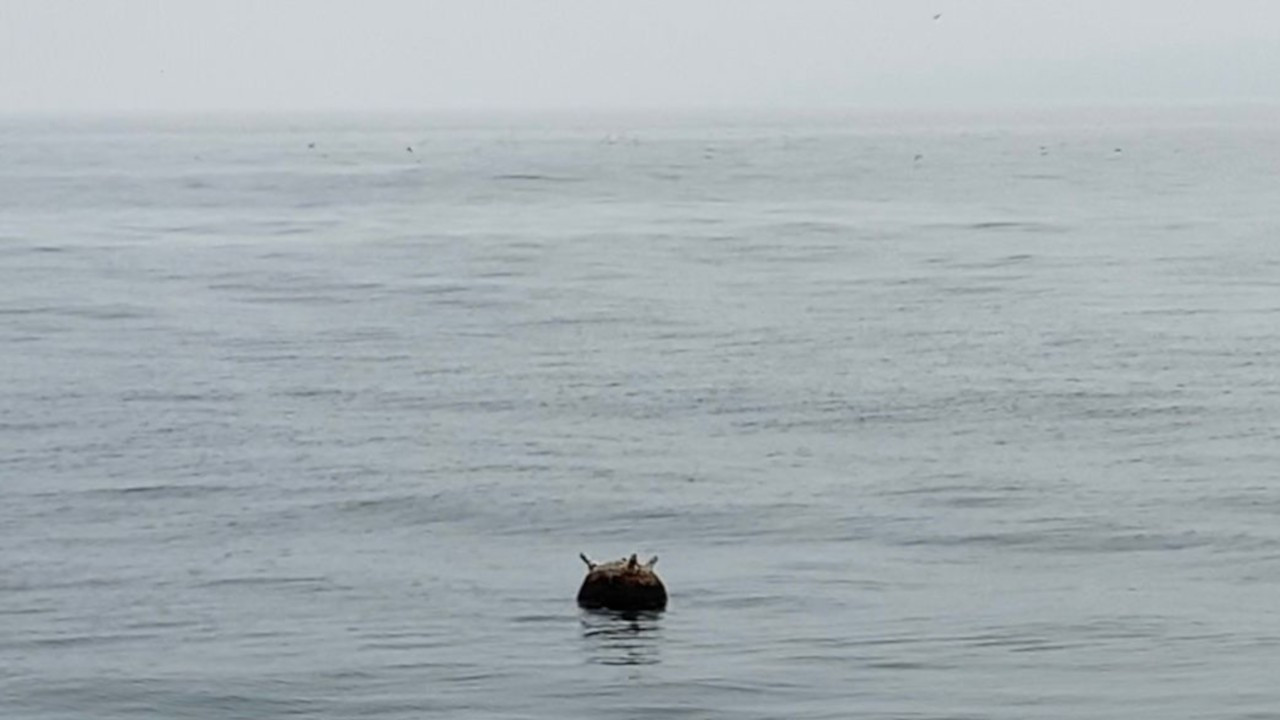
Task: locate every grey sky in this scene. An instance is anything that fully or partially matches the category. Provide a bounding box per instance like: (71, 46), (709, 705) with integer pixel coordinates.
(3, 0), (1278, 114)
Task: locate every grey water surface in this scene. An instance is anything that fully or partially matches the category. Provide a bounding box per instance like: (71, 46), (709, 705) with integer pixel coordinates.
(3, 108), (1280, 718)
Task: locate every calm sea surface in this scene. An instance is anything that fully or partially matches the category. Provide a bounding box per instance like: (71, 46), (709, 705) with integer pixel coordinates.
(3, 108), (1279, 718)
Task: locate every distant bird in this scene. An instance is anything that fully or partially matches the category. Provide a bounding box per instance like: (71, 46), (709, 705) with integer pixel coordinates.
(933, 13), (942, 20)
(914, 153), (924, 162)
(307, 142), (316, 150)
(406, 146), (413, 153)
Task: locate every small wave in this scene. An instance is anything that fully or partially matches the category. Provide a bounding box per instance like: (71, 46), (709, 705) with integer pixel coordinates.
(358, 636), (453, 651)
(70, 482), (241, 501)
(3, 304), (154, 321)
(0, 420), (71, 432)
(25, 631), (162, 649)
(761, 220), (856, 236)
(196, 575), (336, 589)
(972, 221), (1033, 230)
(897, 526), (1215, 554)
(274, 387), (352, 399)
(491, 173), (581, 183)
(512, 613), (572, 624)
(931, 220), (1070, 234)
(411, 283), (470, 295)
(120, 389), (239, 404)
(238, 293), (360, 306)
(0, 575), (133, 593)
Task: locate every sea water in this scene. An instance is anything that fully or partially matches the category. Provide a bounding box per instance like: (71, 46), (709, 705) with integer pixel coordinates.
(3, 107), (1280, 718)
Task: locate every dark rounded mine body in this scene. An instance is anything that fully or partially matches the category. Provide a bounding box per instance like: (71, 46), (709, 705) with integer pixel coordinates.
(577, 553), (667, 611)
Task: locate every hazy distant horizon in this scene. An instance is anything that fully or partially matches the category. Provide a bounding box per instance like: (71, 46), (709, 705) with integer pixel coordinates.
(6, 101), (1279, 132)
(4, 1), (1279, 116)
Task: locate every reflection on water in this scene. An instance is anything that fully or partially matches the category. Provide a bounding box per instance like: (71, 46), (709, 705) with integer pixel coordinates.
(580, 609), (664, 666)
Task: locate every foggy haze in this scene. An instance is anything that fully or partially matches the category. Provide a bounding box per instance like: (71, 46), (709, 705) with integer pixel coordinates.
(3, 0), (1278, 115)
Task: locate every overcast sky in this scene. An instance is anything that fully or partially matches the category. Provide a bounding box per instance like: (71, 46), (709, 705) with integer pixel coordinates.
(3, 0), (1278, 114)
